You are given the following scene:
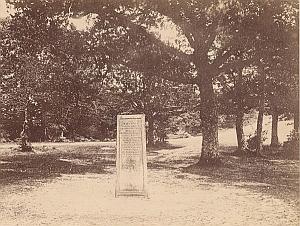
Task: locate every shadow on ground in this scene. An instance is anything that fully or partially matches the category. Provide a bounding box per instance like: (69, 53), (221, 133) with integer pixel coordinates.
(0, 142), (183, 184)
(0, 146), (115, 184)
(147, 142), (183, 152)
(147, 143), (185, 170)
(183, 145), (299, 207)
(147, 162), (178, 170)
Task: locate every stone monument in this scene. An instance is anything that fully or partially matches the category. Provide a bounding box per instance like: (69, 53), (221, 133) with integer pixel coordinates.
(115, 114), (147, 197)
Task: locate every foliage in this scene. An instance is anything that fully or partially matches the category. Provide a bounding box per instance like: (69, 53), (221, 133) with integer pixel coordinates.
(283, 130), (299, 159)
(0, 0), (298, 163)
(246, 130), (268, 151)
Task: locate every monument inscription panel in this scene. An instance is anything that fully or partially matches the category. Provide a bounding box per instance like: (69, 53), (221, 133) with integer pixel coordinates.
(115, 114), (147, 197)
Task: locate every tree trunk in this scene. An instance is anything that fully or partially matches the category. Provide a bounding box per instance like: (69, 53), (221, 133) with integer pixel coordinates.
(236, 110), (246, 153)
(147, 117), (155, 146)
(270, 108), (279, 147)
(20, 102), (32, 152)
(41, 103), (48, 141)
(235, 69), (247, 154)
(198, 76), (220, 165)
(60, 130), (64, 138)
(255, 66), (266, 155)
(294, 111), (299, 132)
(294, 99), (299, 133)
(256, 97), (264, 154)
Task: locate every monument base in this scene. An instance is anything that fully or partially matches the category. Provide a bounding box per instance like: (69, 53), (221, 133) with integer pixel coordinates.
(115, 190), (148, 197)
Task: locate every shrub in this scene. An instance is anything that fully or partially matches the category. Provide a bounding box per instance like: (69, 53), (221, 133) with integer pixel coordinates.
(246, 130), (268, 151)
(283, 130), (299, 159)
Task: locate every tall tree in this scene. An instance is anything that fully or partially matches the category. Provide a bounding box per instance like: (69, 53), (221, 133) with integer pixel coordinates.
(6, 0), (298, 159)
(251, 0), (299, 152)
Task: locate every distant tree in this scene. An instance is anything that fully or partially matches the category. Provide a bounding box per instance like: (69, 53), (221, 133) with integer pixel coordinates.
(106, 64), (196, 145)
(2, 0), (131, 142)
(218, 0), (298, 155)
(252, 0), (298, 152)
(0, 1), (72, 148)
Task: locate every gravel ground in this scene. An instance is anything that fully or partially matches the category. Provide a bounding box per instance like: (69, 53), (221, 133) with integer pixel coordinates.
(0, 169), (298, 226)
(0, 135), (299, 226)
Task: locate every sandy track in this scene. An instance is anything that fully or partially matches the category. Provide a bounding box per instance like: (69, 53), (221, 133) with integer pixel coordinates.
(0, 136), (299, 226)
(0, 171), (298, 226)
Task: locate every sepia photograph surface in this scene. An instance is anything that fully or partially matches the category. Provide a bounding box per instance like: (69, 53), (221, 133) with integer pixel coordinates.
(0, 0), (299, 225)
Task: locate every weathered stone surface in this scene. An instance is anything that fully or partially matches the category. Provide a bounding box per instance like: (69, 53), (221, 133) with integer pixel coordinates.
(115, 114), (147, 197)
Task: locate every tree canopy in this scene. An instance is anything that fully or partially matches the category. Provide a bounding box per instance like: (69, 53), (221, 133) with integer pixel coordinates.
(0, 0), (298, 161)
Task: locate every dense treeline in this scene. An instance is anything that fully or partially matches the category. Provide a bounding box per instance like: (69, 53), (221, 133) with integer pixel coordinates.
(0, 0), (298, 163)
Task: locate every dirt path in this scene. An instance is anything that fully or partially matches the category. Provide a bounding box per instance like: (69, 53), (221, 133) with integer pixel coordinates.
(0, 137), (299, 226)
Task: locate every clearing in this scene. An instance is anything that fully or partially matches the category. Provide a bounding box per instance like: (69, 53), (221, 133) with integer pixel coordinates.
(0, 123), (299, 226)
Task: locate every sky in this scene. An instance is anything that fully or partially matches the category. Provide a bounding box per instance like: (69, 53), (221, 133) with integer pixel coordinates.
(0, 0), (192, 53)
(69, 14), (98, 31)
(70, 13), (192, 53)
(0, 0), (10, 19)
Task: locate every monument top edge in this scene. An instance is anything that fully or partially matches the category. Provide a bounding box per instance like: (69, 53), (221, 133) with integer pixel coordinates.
(117, 114), (145, 119)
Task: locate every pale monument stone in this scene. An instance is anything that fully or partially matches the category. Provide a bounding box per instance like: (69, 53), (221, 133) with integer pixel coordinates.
(115, 114), (147, 197)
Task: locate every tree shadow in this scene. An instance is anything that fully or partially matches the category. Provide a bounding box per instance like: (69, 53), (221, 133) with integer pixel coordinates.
(147, 162), (178, 170)
(0, 146), (115, 185)
(219, 145), (238, 155)
(147, 142), (183, 152)
(182, 148), (299, 206)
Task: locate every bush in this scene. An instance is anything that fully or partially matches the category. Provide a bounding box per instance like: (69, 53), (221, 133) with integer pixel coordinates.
(47, 124), (67, 141)
(283, 130), (299, 159)
(246, 130), (268, 151)
(0, 129), (11, 143)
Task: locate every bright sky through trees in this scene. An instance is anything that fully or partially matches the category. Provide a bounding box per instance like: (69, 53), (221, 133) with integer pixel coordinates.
(0, 0), (192, 54)
(0, 0), (9, 18)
